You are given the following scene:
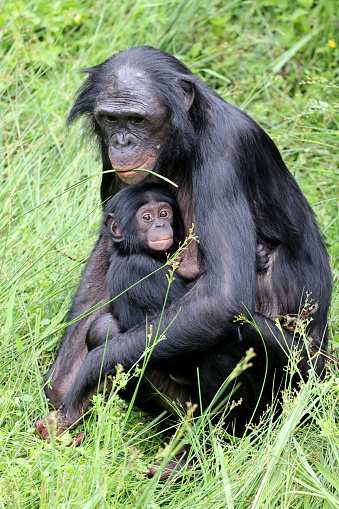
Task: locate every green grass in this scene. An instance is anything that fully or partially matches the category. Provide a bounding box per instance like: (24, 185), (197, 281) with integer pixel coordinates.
(1, 0), (338, 507)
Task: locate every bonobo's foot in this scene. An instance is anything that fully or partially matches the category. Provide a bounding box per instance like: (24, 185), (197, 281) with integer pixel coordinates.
(34, 408), (84, 445)
(145, 445), (196, 482)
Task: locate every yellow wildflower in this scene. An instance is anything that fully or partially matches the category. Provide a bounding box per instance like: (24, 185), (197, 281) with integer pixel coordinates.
(328, 39), (336, 49)
(74, 14), (81, 24)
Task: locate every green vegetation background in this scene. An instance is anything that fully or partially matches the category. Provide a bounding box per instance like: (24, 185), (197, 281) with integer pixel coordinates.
(0, 0), (338, 507)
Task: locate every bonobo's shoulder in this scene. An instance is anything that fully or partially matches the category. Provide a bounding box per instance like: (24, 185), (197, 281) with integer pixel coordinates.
(206, 90), (264, 138)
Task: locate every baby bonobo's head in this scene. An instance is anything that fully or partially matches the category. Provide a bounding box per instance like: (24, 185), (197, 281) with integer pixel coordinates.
(104, 182), (185, 257)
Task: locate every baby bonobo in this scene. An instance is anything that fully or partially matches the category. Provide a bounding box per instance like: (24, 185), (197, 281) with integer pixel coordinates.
(86, 182), (190, 350)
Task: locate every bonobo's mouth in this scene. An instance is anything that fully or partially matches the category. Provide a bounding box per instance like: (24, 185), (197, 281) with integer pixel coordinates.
(113, 166), (149, 185)
(149, 237), (173, 251)
(150, 237), (172, 243)
(113, 157), (156, 184)
(115, 169), (141, 176)
(113, 155), (155, 175)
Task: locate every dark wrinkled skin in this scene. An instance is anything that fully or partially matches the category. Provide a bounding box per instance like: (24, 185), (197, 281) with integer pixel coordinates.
(34, 48), (331, 466)
(94, 70), (172, 185)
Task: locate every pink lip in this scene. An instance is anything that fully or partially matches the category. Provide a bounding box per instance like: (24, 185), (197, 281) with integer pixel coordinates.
(116, 169), (140, 175)
(150, 238), (171, 243)
(115, 162), (152, 176)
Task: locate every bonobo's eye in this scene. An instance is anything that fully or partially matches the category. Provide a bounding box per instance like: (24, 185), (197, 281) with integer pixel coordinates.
(130, 117), (144, 125)
(142, 213), (152, 221)
(159, 210), (169, 218)
(103, 115), (118, 123)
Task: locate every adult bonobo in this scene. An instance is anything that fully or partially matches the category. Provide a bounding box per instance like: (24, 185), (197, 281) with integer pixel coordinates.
(35, 46), (331, 441)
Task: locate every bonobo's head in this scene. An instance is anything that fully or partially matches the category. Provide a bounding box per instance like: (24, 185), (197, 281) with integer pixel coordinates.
(104, 182), (185, 256)
(67, 46), (201, 188)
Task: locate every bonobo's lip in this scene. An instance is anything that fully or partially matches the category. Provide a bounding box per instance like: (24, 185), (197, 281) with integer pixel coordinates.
(150, 238), (171, 242)
(114, 159), (154, 176)
(115, 166), (145, 173)
(115, 169), (141, 176)
(149, 237), (172, 247)
(113, 158), (155, 184)
(113, 166), (150, 185)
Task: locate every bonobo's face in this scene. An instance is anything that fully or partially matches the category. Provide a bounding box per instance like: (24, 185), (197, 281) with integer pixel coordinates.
(94, 68), (172, 185)
(136, 200), (174, 251)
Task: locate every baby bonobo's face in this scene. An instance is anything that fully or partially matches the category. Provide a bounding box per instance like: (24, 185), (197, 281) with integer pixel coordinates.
(136, 200), (174, 251)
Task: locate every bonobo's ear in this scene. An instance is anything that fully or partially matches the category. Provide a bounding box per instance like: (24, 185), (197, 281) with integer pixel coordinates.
(178, 79), (195, 110)
(105, 213), (124, 243)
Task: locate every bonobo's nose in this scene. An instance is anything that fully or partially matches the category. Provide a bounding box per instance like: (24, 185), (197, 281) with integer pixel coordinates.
(111, 133), (137, 150)
(155, 221), (166, 228)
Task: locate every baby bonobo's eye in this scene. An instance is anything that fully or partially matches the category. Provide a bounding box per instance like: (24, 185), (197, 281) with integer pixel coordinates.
(159, 210), (169, 218)
(142, 213), (152, 221)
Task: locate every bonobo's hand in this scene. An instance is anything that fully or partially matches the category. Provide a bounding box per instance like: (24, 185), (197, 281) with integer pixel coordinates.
(34, 407), (84, 446)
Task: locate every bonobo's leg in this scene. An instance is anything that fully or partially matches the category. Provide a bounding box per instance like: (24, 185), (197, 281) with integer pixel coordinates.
(86, 313), (120, 351)
(35, 369), (198, 445)
(34, 352), (198, 442)
(44, 236), (110, 408)
(198, 314), (327, 436)
(242, 313), (326, 379)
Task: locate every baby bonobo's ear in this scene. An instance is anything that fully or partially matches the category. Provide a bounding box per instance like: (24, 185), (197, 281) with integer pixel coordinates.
(105, 213), (124, 243)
